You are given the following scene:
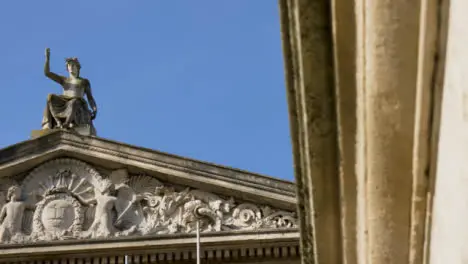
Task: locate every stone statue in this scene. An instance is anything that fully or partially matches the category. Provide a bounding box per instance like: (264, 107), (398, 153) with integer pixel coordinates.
(78, 180), (138, 238)
(0, 186), (35, 243)
(42, 48), (97, 135)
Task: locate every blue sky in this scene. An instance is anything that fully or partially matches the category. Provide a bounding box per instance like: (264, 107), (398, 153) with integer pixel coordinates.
(0, 1), (293, 181)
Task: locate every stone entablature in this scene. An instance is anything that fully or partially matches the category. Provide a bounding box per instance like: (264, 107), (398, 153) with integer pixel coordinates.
(0, 158), (297, 244)
(0, 230), (300, 264)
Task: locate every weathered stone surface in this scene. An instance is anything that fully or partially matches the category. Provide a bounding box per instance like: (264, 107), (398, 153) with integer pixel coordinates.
(279, 1), (341, 263)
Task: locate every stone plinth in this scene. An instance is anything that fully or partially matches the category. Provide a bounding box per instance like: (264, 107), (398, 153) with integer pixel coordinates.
(31, 125), (95, 139)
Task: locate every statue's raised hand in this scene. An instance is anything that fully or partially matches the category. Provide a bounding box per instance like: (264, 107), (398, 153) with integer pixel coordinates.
(45, 48), (50, 60)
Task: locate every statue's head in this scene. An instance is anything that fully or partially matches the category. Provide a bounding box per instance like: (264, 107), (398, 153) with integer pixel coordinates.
(100, 179), (115, 196)
(7, 186), (21, 201)
(65, 57), (81, 77)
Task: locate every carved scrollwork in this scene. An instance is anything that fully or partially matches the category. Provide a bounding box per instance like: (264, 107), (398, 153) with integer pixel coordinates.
(230, 203), (262, 228)
(260, 210), (297, 228)
(0, 158), (297, 244)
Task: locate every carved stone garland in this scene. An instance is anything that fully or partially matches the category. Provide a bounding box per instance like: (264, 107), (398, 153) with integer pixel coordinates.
(0, 158), (298, 244)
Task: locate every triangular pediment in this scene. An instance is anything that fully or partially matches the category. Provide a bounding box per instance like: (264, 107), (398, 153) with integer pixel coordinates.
(0, 131), (297, 245)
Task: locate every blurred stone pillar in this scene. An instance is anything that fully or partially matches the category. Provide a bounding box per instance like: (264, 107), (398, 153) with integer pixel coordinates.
(280, 0), (448, 263)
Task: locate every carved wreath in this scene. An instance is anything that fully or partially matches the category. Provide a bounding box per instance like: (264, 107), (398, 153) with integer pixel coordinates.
(32, 193), (84, 236)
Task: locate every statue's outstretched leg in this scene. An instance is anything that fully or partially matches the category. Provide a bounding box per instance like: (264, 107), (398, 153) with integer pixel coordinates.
(64, 99), (81, 129)
(44, 94), (64, 129)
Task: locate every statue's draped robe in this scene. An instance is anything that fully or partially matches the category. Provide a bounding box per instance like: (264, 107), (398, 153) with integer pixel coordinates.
(42, 81), (94, 129)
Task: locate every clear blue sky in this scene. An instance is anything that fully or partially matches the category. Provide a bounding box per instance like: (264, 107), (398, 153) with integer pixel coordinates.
(0, 1), (293, 181)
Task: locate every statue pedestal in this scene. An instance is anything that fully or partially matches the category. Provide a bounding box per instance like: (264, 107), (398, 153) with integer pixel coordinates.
(31, 125), (95, 139)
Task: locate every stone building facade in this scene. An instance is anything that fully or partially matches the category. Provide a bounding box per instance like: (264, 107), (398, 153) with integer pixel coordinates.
(0, 131), (300, 264)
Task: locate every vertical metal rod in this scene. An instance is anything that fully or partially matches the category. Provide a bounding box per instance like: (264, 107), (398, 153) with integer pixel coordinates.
(125, 255), (128, 264)
(196, 221), (201, 264)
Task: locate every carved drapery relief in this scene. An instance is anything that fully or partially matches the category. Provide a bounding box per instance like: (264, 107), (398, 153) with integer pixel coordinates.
(0, 158), (297, 244)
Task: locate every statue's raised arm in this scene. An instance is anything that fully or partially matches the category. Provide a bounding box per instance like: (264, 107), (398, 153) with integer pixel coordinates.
(44, 48), (65, 85)
(40, 48), (97, 136)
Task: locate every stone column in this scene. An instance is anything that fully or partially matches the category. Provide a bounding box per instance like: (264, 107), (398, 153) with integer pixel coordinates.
(355, 0), (421, 263)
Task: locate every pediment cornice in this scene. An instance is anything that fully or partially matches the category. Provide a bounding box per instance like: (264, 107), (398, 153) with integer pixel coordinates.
(0, 131), (296, 209)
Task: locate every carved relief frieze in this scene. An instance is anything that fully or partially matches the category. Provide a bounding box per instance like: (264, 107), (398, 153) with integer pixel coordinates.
(0, 158), (297, 244)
